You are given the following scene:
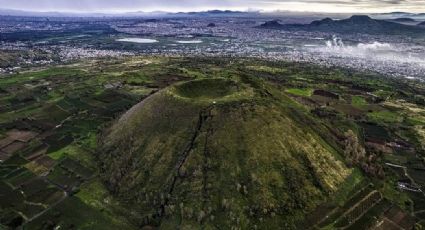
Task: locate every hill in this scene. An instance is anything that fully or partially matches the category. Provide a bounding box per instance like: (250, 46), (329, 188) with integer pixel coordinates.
(258, 15), (425, 35)
(372, 12), (425, 20)
(173, 10), (259, 18)
(0, 8), (253, 18)
(99, 77), (351, 229)
(391, 17), (416, 22)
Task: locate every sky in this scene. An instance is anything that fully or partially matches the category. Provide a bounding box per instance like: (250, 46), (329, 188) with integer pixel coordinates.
(0, 0), (424, 13)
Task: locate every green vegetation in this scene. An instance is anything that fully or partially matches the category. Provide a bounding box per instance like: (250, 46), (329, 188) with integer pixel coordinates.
(367, 110), (402, 123)
(246, 65), (288, 74)
(332, 168), (365, 206)
(351, 96), (368, 107)
(172, 78), (250, 101)
(26, 197), (131, 230)
(285, 88), (313, 97)
(100, 73), (351, 229)
(0, 57), (424, 229)
(76, 180), (136, 229)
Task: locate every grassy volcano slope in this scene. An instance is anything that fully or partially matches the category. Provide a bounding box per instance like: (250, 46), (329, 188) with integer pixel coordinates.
(174, 78), (240, 99)
(99, 77), (351, 229)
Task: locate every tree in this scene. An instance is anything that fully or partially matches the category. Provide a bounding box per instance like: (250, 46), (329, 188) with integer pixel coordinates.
(344, 130), (366, 166)
(344, 130), (385, 178)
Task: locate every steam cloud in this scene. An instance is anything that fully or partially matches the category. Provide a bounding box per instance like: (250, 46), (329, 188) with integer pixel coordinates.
(314, 35), (425, 67)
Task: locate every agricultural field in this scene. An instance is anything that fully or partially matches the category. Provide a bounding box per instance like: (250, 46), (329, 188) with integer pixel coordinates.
(0, 57), (424, 229)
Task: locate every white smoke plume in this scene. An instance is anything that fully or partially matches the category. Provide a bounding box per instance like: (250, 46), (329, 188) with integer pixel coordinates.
(312, 36), (425, 67)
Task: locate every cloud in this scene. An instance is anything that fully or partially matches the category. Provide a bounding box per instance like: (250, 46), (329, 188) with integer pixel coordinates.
(252, 0), (424, 12)
(0, 0), (423, 13)
(0, 0), (236, 12)
(256, 0), (410, 6)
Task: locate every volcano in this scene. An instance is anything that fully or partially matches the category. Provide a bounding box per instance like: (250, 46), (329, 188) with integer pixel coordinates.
(99, 77), (351, 229)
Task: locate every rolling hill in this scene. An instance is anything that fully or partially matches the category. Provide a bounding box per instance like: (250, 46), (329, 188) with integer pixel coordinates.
(392, 17), (416, 22)
(99, 77), (352, 229)
(258, 15), (425, 35)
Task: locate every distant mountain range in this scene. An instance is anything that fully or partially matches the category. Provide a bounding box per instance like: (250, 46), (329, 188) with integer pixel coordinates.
(372, 12), (425, 20)
(391, 17), (416, 22)
(377, 12), (425, 16)
(170, 10), (262, 18)
(0, 8), (259, 18)
(0, 8), (173, 17)
(258, 15), (425, 36)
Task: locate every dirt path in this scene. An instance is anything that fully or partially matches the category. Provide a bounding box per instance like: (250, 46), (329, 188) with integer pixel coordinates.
(26, 191), (67, 223)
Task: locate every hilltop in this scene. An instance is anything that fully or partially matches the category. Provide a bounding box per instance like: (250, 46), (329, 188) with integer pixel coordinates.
(258, 15), (425, 35)
(99, 76), (351, 229)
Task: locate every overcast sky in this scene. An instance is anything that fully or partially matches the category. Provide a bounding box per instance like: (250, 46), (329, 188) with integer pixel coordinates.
(0, 0), (423, 13)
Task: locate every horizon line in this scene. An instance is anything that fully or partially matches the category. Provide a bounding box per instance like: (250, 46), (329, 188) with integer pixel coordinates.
(0, 8), (422, 16)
